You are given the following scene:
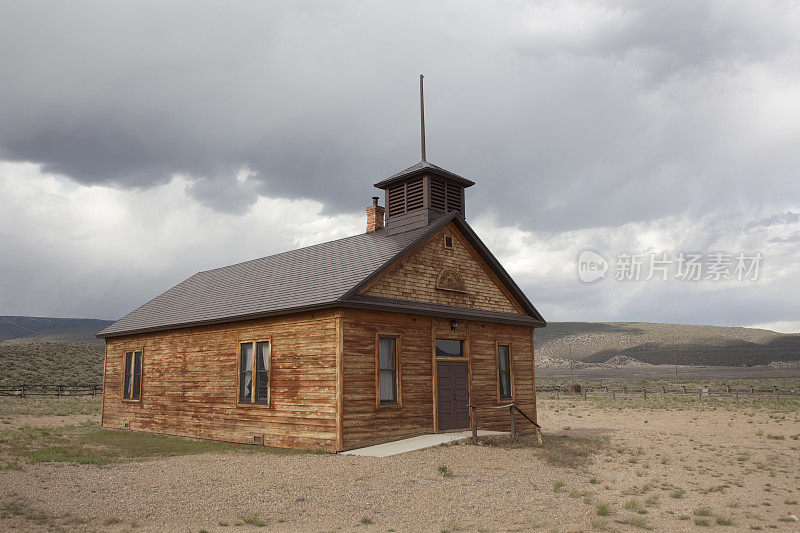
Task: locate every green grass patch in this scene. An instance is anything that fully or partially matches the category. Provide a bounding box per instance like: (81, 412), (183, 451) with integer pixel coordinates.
(1, 421), (305, 465)
(0, 396), (101, 417)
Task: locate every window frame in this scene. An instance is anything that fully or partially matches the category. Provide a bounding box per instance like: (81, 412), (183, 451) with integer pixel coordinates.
(434, 337), (465, 359)
(237, 338), (272, 407)
(375, 333), (402, 408)
(122, 348), (143, 402)
(496, 342), (514, 402)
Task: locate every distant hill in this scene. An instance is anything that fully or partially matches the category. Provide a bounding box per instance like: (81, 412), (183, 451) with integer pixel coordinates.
(1, 318), (799, 385)
(535, 322), (800, 367)
(0, 342), (104, 384)
(0, 316), (113, 344)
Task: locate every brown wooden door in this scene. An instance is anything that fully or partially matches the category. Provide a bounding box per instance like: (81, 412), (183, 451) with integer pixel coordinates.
(437, 361), (469, 430)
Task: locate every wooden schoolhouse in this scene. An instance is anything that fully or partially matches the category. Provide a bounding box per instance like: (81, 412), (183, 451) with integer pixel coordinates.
(98, 78), (546, 451)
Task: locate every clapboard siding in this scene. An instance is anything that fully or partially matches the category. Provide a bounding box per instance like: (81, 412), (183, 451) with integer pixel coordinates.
(341, 309), (536, 450)
(102, 310), (339, 451)
(340, 310), (433, 450)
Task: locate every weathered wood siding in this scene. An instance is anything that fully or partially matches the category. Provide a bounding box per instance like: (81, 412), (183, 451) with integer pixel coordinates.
(359, 222), (524, 315)
(102, 310), (339, 451)
(341, 309), (536, 450)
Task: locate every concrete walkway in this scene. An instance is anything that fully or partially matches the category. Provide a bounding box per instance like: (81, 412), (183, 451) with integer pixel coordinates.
(340, 430), (506, 458)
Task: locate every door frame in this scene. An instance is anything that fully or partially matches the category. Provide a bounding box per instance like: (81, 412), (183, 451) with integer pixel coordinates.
(431, 322), (472, 432)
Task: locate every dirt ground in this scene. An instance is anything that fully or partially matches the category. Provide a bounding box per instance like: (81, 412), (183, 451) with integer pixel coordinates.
(1, 397), (799, 532)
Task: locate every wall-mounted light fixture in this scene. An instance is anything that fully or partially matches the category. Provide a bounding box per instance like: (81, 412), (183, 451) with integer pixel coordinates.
(450, 319), (459, 331)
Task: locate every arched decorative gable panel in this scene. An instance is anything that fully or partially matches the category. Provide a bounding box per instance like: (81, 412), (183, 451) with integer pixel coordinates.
(435, 268), (466, 293)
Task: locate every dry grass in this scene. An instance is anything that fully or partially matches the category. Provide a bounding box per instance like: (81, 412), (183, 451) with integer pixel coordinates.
(472, 434), (605, 468)
(1, 388), (798, 532)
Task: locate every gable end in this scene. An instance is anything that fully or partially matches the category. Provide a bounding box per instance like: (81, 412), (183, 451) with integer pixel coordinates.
(352, 221), (527, 316)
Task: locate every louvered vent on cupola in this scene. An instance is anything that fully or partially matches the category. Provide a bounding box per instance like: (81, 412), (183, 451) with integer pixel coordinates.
(388, 177), (425, 217)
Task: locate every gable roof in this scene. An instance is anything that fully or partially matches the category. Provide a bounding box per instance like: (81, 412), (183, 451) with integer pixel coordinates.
(97, 212), (545, 338)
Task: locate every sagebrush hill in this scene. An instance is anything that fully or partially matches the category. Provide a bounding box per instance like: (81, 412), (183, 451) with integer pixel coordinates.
(0, 316), (111, 384)
(536, 322), (800, 366)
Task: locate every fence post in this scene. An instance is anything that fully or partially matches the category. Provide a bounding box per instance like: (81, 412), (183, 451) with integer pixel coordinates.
(750, 385), (754, 394)
(661, 386), (665, 394)
(643, 388), (647, 400)
(623, 385), (627, 394)
(509, 405), (517, 439)
(726, 385), (731, 395)
(471, 406), (477, 440)
(21, 383), (25, 399)
(92, 385), (96, 398)
(58, 384), (62, 398)
(556, 388), (559, 400)
(682, 385), (686, 395)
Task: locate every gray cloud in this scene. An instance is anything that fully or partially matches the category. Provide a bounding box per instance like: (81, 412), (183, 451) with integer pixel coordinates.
(1, 1), (799, 230)
(748, 211), (800, 229)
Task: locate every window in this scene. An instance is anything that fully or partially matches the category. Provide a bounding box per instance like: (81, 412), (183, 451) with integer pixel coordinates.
(435, 339), (463, 357)
(123, 350), (142, 400)
(444, 235), (453, 248)
(498, 345), (512, 399)
(239, 341), (270, 404)
(378, 337), (398, 405)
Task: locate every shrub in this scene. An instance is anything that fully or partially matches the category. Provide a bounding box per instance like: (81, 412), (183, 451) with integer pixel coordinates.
(596, 503), (611, 516)
(239, 512), (266, 527)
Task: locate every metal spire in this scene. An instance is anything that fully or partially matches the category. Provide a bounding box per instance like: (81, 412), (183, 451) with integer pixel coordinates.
(420, 74), (426, 162)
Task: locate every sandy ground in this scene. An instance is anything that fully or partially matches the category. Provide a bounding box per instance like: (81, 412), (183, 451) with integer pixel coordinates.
(1, 399), (799, 532)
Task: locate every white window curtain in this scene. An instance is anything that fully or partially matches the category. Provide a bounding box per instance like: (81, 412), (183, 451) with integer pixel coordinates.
(379, 338), (397, 404)
(240, 343), (254, 403)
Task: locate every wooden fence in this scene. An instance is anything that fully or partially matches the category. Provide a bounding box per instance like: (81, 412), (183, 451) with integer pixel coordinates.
(0, 384), (102, 398)
(536, 384), (800, 401)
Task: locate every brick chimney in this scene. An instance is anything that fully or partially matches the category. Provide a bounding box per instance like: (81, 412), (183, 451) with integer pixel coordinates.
(366, 196), (385, 232)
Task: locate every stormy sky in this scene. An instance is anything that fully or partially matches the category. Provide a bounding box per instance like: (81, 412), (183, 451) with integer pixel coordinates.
(1, 1), (798, 332)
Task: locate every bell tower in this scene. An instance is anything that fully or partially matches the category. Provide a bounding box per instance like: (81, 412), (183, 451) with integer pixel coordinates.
(373, 75), (475, 235)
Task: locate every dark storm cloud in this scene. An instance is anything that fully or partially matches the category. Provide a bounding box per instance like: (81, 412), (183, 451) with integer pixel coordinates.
(2, 1), (798, 228)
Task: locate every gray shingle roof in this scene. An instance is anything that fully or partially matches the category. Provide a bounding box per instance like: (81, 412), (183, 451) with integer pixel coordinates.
(97, 225), (430, 338)
(97, 212), (545, 338)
